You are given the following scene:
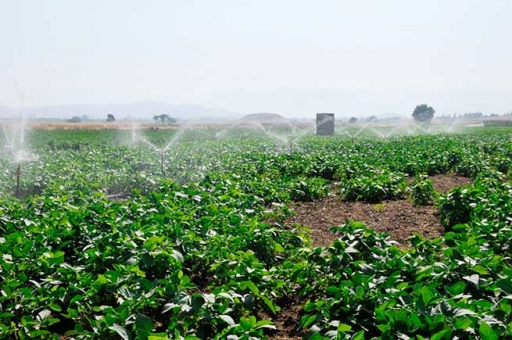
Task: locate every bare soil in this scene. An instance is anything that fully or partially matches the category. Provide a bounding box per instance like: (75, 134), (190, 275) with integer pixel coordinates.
(286, 173), (472, 248)
(268, 173), (472, 340)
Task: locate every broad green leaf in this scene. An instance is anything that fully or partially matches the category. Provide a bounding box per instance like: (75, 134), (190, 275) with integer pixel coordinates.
(109, 324), (131, 340)
(463, 274), (480, 286)
(191, 295), (205, 311)
(472, 265), (489, 275)
(38, 310), (51, 320)
(304, 301), (316, 312)
(325, 330), (338, 338)
(239, 316), (254, 331)
(309, 333), (325, 340)
(143, 236), (164, 250)
(352, 330), (365, 340)
(261, 295), (279, 314)
(431, 328), (451, 340)
(393, 310), (411, 327)
(337, 323), (352, 332)
(254, 320), (276, 330)
(455, 317), (474, 330)
(148, 334), (169, 340)
(496, 279), (512, 294)
(355, 286), (365, 299)
(175, 192), (188, 199)
(445, 281), (466, 296)
(135, 314), (153, 338)
(172, 250), (184, 262)
(49, 303), (62, 312)
(30, 330), (51, 337)
(162, 303), (175, 313)
(479, 321), (498, 340)
(326, 286), (339, 295)
(454, 308), (477, 317)
(70, 294), (84, 304)
(420, 286), (435, 305)
(241, 280), (259, 295)
(301, 314), (317, 328)
(119, 286), (135, 299)
(274, 242), (284, 252)
(139, 278), (153, 292)
(410, 313), (424, 328)
(218, 315), (235, 327)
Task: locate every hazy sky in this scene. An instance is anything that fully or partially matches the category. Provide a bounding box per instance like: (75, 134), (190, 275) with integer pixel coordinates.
(1, 0), (511, 117)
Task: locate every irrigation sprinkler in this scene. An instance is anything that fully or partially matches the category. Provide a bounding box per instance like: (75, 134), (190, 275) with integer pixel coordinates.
(159, 149), (166, 176)
(15, 162), (21, 199)
(128, 124), (187, 177)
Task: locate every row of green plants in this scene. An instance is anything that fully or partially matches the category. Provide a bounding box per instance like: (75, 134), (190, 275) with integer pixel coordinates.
(3, 128), (512, 200)
(1, 127), (512, 339)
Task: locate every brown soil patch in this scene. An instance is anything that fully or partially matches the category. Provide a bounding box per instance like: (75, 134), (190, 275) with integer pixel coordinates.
(268, 174), (472, 339)
(287, 198), (440, 247)
(264, 302), (304, 340)
(429, 173), (472, 194)
(286, 174), (472, 248)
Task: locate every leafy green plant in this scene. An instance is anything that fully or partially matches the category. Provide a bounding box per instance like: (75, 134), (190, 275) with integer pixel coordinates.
(438, 186), (478, 231)
(340, 169), (407, 203)
(410, 175), (437, 205)
(4, 127), (512, 338)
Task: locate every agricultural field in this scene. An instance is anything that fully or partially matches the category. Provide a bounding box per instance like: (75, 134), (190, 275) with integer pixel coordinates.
(1, 122), (512, 339)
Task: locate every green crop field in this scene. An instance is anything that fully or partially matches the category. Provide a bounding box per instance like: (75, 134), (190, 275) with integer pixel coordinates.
(1, 123), (512, 339)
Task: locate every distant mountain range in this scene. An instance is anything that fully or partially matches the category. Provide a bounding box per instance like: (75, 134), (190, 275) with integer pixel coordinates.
(0, 101), (242, 122)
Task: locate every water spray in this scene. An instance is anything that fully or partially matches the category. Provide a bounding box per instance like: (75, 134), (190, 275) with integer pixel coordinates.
(15, 162), (21, 199)
(159, 149), (166, 176)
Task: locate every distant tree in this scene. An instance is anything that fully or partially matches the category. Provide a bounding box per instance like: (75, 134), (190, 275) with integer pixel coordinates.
(153, 114), (176, 124)
(161, 114), (173, 124)
(67, 116), (81, 123)
(348, 117), (358, 124)
(107, 114), (115, 122)
(463, 112), (483, 119)
(366, 115), (378, 122)
(412, 104), (435, 123)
